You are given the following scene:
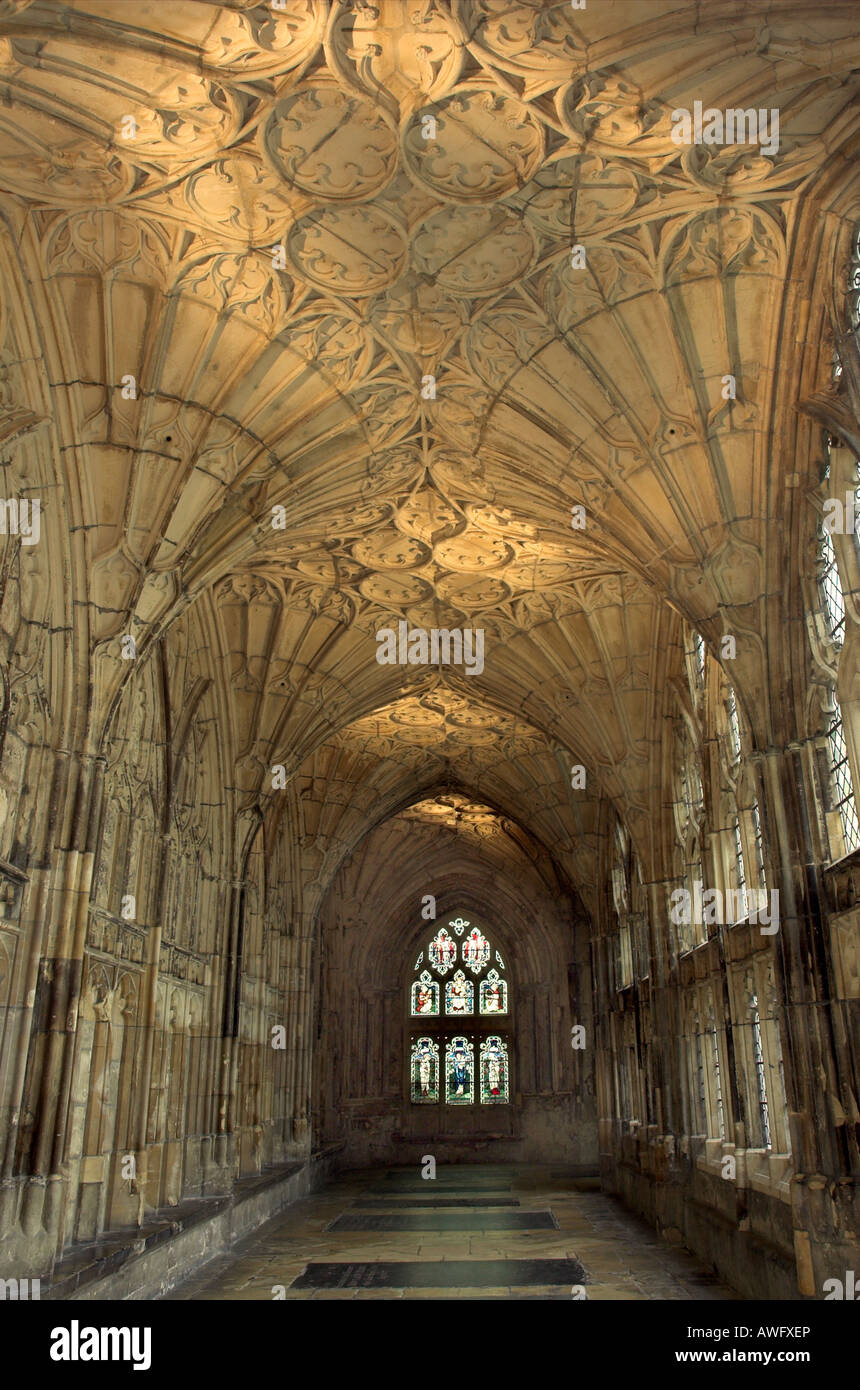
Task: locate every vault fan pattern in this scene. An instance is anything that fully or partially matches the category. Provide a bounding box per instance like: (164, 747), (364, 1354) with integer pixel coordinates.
(0, 0), (857, 1305)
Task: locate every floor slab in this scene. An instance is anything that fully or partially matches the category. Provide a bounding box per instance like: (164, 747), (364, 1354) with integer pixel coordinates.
(329, 1211), (557, 1232)
(292, 1257), (588, 1289)
(163, 1164), (741, 1301)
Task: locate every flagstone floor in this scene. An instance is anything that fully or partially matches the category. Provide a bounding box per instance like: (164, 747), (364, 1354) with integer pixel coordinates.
(162, 1165), (742, 1301)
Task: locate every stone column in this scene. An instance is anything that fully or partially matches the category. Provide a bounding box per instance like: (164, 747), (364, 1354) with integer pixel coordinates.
(760, 740), (858, 1292)
(7, 746), (102, 1273)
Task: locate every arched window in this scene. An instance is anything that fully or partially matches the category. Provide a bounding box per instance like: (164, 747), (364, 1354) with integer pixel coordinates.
(673, 711), (705, 951)
(825, 688), (860, 852)
(732, 815), (748, 919)
(818, 497), (846, 648)
(688, 629), (706, 693)
(814, 435), (860, 855)
(610, 817), (645, 988)
(706, 995), (727, 1141)
(727, 684), (742, 762)
(717, 676), (770, 923)
(611, 820), (633, 988)
(408, 914), (510, 1105)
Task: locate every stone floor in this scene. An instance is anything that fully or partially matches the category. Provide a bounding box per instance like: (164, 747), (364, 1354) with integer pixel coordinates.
(163, 1166), (743, 1300)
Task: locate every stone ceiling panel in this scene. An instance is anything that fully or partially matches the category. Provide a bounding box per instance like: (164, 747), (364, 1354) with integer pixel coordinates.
(0, 0), (856, 901)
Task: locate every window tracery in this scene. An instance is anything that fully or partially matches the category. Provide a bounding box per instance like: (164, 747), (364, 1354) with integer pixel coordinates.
(812, 435), (860, 858)
(408, 915), (510, 1105)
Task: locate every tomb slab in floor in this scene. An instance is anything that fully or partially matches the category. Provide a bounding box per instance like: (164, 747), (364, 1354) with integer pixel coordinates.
(329, 1210), (557, 1232)
(353, 1196), (520, 1208)
(163, 1167), (740, 1302)
(291, 1257), (588, 1289)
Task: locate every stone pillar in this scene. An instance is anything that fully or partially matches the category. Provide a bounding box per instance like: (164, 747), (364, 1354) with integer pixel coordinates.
(643, 877), (682, 1139)
(5, 746), (103, 1273)
(760, 741), (858, 1291)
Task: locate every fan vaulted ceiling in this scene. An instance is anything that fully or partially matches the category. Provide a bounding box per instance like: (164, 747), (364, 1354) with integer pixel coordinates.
(0, 0), (858, 904)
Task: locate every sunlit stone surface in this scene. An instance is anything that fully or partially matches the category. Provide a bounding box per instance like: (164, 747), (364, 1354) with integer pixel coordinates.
(0, 0), (857, 1303)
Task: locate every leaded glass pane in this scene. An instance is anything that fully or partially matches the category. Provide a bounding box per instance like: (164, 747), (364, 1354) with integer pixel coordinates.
(480, 1036), (509, 1103)
(685, 630), (705, 697)
(446, 1037), (474, 1104)
(693, 1015), (706, 1132)
(710, 1026), (726, 1140)
(410, 918), (510, 1107)
(462, 927), (490, 974)
(750, 996), (772, 1149)
(694, 631), (705, 683)
(849, 223), (860, 329)
(479, 969), (507, 1015)
(411, 970), (439, 1016)
(752, 800), (766, 887)
(818, 522), (845, 648)
(444, 969), (473, 1016)
(429, 927), (457, 974)
(827, 703), (860, 852)
(727, 686), (741, 762)
(411, 1037), (439, 1103)
(711, 1006), (722, 1145)
(733, 817), (748, 921)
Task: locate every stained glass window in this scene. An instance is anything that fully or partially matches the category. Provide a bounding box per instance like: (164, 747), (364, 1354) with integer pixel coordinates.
(408, 916), (510, 1106)
(411, 1037), (439, 1103)
(480, 1036), (509, 1103)
(446, 1037), (474, 1104)
(445, 969), (473, 1015)
(480, 968), (507, 1014)
(411, 970), (439, 1016)
(462, 927), (490, 974)
(429, 926), (457, 974)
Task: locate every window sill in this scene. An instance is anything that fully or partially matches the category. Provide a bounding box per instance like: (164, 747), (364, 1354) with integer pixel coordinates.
(697, 1140), (792, 1201)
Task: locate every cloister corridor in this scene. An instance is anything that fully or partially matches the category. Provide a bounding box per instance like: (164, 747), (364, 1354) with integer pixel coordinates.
(0, 2), (857, 1340)
(162, 1166), (739, 1302)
